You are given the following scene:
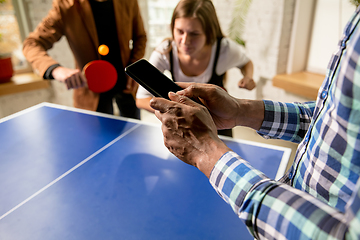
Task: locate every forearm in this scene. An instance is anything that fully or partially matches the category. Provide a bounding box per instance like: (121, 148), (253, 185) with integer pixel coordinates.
(257, 100), (315, 143)
(136, 98), (155, 113)
(23, 36), (59, 77)
(241, 181), (349, 239)
(22, 5), (63, 77)
(235, 99), (265, 131)
(196, 137), (231, 178)
(240, 61), (254, 79)
(210, 151), (354, 239)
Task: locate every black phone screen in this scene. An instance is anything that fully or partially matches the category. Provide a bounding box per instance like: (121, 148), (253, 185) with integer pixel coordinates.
(125, 59), (183, 100)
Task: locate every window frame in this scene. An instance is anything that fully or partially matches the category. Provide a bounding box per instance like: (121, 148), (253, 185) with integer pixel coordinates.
(286, 0), (316, 74)
(287, 0), (357, 75)
(1, 0), (33, 73)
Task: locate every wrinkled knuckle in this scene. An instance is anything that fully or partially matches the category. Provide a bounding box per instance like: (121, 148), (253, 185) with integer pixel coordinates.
(188, 84), (196, 91)
(177, 95), (187, 105)
(164, 140), (171, 150)
(208, 86), (218, 96)
(162, 118), (173, 130)
(168, 106), (183, 117)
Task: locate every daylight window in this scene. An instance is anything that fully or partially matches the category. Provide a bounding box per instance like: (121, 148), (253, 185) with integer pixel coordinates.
(0, 0), (31, 72)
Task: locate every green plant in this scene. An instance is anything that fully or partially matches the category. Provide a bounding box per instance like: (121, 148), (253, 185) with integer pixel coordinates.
(228, 0), (253, 46)
(350, 0), (360, 7)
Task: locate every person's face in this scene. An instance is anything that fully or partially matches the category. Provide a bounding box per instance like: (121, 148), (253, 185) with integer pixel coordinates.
(173, 17), (207, 57)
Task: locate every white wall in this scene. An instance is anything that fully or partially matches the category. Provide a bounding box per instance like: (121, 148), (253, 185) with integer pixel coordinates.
(215, 0), (307, 102)
(307, 0), (355, 74)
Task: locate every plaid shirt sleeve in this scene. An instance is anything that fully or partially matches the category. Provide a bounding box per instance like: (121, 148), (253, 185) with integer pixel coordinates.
(257, 101), (316, 144)
(210, 151), (360, 239)
(209, 6), (360, 240)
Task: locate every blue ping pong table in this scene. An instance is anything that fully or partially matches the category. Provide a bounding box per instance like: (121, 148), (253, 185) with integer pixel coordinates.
(0, 103), (291, 240)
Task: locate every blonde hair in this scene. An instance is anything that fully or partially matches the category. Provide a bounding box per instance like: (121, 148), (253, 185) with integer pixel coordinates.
(170, 0), (224, 45)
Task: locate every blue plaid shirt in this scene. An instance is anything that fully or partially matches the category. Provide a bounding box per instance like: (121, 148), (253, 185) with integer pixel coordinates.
(209, 7), (360, 240)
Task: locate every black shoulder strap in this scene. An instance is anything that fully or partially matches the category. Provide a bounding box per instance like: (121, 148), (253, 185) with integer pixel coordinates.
(208, 37), (225, 87)
(212, 37), (223, 75)
(169, 40), (175, 82)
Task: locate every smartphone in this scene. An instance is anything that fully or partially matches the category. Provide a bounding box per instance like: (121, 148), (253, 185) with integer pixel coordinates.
(125, 59), (183, 100)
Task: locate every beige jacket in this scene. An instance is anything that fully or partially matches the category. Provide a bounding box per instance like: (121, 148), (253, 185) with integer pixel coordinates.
(23, 0), (147, 110)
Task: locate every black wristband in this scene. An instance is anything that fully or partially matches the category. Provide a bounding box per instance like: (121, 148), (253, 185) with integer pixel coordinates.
(43, 64), (61, 80)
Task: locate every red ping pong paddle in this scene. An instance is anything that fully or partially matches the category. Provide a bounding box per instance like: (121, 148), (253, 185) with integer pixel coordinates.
(83, 60), (117, 93)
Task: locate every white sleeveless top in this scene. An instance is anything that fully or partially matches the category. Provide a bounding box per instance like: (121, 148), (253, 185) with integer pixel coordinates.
(136, 37), (250, 99)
